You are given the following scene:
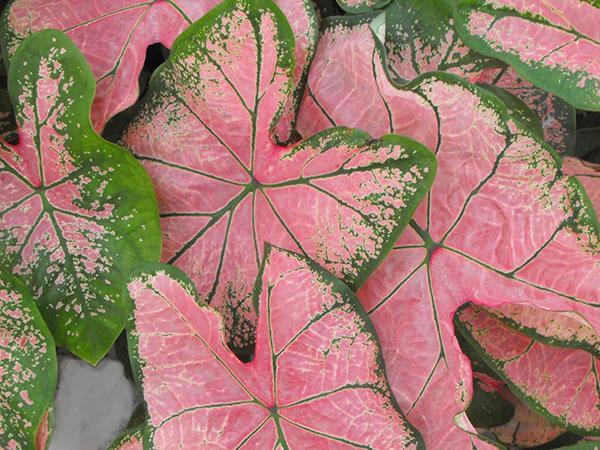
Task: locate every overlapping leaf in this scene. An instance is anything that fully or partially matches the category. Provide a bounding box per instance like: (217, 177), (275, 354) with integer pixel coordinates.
(456, 305), (600, 435)
(0, 270), (56, 450)
(0, 0), (317, 137)
(119, 0), (436, 351)
(126, 247), (423, 448)
(0, 30), (161, 364)
(454, 0), (600, 111)
(297, 16), (600, 448)
(382, 0), (577, 153)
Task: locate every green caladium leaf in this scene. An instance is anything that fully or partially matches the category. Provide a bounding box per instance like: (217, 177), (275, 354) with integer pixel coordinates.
(454, 0), (600, 111)
(0, 270), (56, 450)
(0, 30), (161, 364)
(120, 0), (436, 352)
(384, 0), (500, 81)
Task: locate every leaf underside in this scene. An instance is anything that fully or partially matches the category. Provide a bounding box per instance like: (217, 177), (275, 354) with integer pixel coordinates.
(0, 30), (161, 364)
(120, 0), (435, 351)
(0, 270), (56, 450)
(297, 16), (600, 448)
(126, 247), (423, 448)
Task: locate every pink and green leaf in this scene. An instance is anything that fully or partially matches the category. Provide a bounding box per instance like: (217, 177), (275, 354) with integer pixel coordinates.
(297, 17), (600, 447)
(384, 0), (500, 82)
(456, 305), (600, 435)
(475, 66), (577, 154)
(478, 303), (600, 356)
(383, 0), (577, 153)
(119, 0), (436, 351)
(0, 0), (317, 136)
(0, 30), (161, 364)
(0, 270), (56, 450)
(472, 371), (566, 447)
(126, 247), (424, 448)
(454, 0), (600, 111)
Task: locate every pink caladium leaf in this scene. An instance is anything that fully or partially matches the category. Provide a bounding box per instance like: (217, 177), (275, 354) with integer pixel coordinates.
(126, 246), (424, 448)
(0, 0), (317, 138)
(382, 0), (577, 153)
(119, 0), (436, 352)
(297, 17), (600, 448)
(0, 269), (57, 449)
(456, 305), (600, 435)
(0, 30), (161, 364)
(478, 303), (600, 356)
(454, 0), (600, 111)
(472, 371), (566, 447)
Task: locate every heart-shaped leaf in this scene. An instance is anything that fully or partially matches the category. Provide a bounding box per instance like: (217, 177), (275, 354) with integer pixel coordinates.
(1, 0), (317, 137)
(454, 0), (600, 111)
(383, 0), (577, 154)
(456, 305), (600, 435)
(0, 30), (161, 364)
(0, 270), (56, 450)
(119, 0), (436, 351)
(126, 246), (423, 448)
(297, 17), (600, 447)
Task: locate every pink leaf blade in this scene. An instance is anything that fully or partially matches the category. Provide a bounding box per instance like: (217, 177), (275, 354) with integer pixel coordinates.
(454, 0), (600, 111)
(298, 18), (600, 447)
(126, 247), (424, 448)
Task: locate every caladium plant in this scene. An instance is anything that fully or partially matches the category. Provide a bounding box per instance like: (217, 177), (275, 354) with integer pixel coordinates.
(119, 0), (436, 351)
(0, 30), (161, 364)
(0, 0), (317, 139)
(297, 16), (600, 448)
(0, 269), (56, 450)
(126, 246), (423, 448)
(382, 0), (577, 154)
(456, 305), (600, 435)
(454, 0), (600, 111)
